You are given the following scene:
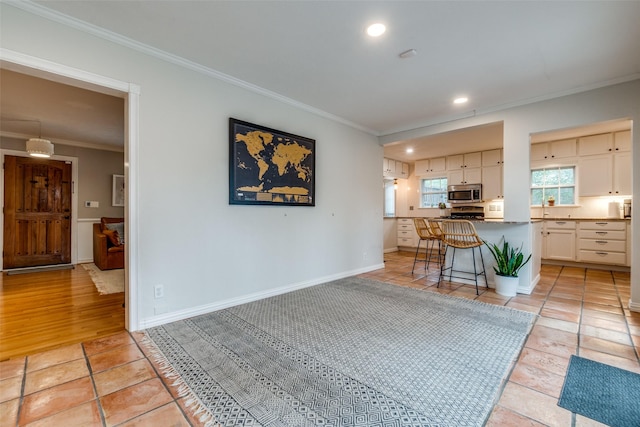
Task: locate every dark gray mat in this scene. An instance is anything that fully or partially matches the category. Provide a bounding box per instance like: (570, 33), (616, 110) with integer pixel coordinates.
(145, 277), (536, 426)
(558, 355), (640, 427)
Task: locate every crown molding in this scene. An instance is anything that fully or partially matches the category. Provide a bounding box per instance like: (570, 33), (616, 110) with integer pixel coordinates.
(4, 1), (379, 137)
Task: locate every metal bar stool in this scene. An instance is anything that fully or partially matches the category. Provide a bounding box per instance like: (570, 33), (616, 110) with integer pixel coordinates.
(438, 220), (488, 295)
(412, 218), (443, 274)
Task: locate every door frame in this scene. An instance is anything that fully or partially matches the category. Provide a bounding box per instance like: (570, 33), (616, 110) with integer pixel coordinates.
(0, 48), (141, 331)
(1, 151), (79, 267)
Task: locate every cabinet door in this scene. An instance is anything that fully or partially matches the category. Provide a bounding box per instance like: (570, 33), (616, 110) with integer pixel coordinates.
(531, 143), (549, 162)
(578, 134), (612, 156)
(482, 149), (502, 166)
(430, 157), (446, 172)
(399, 162), (409, 178)
(482, 164), (503, 200)
(614, 130), (631, 152)
(464, 152), (482, 168)
(448, 169), (464, 186)
(613, 152), (631, 195)
(447, 154), (464, 170)
(545, 230), (576, 261)
(579, 154), (612, 196)
(550, 139), (577, 159)
(414, 159), (430, 175)
(464, 168), (482, 185)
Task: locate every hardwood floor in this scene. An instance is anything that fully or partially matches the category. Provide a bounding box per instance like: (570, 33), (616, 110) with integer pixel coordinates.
(0, 265), (125, 361)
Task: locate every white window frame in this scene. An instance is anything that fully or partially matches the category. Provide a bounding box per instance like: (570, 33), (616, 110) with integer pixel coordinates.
(420, 176), (448, 208)
(530, 165), (576, 206)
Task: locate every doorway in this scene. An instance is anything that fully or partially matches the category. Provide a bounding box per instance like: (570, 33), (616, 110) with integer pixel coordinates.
(3, 155), (72, 269)
(1, 51), (140, 331)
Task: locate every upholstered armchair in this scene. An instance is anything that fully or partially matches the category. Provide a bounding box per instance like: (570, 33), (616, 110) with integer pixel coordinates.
(93, 217), (124, 270)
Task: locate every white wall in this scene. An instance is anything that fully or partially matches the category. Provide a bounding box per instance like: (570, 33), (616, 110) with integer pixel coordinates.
(1, 4), (384, 326)
(383, 80), (640, 311)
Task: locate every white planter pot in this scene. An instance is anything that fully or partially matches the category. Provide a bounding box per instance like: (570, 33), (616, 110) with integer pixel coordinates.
(494, 275), (519, 297)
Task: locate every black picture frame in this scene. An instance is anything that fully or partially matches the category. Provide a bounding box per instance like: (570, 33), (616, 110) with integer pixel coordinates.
(229, 118), (316, 206)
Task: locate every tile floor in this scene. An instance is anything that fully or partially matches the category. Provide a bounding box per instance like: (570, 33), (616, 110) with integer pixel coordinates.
(1, 252), (639, 426)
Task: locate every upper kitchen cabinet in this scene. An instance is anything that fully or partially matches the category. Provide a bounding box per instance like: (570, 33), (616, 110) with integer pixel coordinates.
(482, 149), (503, 200)
(447, 152), (482, 185)
(383, 158), (409, 179)
(414, 157), (446, 176)
(531, 138), (577, 162)
(578, 131), (630, 156)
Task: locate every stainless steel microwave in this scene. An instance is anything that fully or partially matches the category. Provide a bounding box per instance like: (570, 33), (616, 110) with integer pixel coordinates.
(447, 184), (482, 204)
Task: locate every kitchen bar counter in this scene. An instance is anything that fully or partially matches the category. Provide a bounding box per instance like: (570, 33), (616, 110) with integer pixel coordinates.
(531, 217), (630, 221)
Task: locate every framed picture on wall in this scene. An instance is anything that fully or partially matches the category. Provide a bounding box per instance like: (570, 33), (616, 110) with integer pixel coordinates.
(112, 174), (125, 207)
(229, 118), (315, 206)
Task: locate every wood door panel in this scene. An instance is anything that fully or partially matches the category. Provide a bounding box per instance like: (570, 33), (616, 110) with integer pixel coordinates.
(4, 156), (71, 269)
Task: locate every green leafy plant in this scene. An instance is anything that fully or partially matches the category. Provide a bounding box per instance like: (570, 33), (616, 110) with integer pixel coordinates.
(483, 237), (532, 277)
(438, 202), (447, 209)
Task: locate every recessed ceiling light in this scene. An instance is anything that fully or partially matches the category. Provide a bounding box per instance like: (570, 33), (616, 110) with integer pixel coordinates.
(406, 148), (414, 154)
(367, 23), (386, 37)
(453, 97), (469, 104)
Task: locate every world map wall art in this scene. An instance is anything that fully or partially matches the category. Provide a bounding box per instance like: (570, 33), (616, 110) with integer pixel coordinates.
(229, 118), (316, 206)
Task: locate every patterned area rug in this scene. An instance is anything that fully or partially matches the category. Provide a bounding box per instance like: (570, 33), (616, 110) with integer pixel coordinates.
(144, 277), (536, 426)
(81, 263), (124, 294)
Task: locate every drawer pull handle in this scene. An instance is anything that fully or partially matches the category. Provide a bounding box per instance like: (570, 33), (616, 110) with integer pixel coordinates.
(595, 222), (608, 225)
(595, 252), (609, 256)
(595, 240), (609, 244)
(595, 232), (608, 235)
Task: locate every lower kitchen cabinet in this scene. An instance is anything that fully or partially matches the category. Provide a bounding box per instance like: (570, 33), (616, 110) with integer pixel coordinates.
(397, 218), (416, 247)
(543, 220), (576, 262)
(577, 221), (628, 266)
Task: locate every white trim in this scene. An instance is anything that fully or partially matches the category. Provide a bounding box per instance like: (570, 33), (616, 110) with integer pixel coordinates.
(1, 131), (124, 153)
(629, 299), (640, 313)
(1, 49), (141, 331)
(139, 263), (385, 329)
(1, 149), (79, 268)
(2, 2), (378, 137)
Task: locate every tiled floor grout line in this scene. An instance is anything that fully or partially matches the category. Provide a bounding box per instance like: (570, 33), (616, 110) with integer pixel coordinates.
(82, 345), (108, 427)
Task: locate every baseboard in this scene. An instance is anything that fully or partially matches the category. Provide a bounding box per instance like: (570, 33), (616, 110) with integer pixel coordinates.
(629, 299), (640, 313)
(139, 263), (385, 329)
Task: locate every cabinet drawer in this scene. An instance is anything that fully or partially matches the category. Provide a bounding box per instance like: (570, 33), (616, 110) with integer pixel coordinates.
(544, 220), (576, 230)
(397, 218), (413, 225)
(397, 230), (414, 238)
(578, 239), (626, 252)
(578, 250), (626, 265)
(578, 230), (626, 240)
(578, 221), (626, 231)
(397, 223), (414, 232)
(397, 237), (414, 247)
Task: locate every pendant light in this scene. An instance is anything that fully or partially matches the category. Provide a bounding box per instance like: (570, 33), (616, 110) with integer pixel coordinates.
(26, 121), (54, 158)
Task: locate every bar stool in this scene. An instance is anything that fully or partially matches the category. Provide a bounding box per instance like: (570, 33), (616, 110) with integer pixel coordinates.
(412, 218), (443, 274)
(438, 220), (488, 295)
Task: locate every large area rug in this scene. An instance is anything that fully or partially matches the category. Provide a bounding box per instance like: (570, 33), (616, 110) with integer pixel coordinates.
(558, 355), (640, 427)
(81, 263), (124, 294)
(144, 277), (536, 426)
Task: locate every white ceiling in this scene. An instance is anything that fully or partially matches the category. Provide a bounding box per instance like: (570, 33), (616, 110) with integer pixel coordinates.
(1, 1), (639, 153)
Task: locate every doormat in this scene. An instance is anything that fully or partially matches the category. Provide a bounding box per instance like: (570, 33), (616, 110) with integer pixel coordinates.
(6, 264), (74, 275)
(81, 263), (124, 294)
(558, 355), (640, 427)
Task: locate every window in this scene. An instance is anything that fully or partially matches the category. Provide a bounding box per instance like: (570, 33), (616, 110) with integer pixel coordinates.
(383, 179), (395, 217)
(420, 177), (448, 208)
(531, 166), (575, 205)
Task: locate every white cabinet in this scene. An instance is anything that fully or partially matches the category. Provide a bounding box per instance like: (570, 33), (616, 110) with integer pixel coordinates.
(578, 132), (630, 156)
(447, 152), (482, 185)
(383, 158), (409, 179)
(542, 220), (576, 261)
(414, 157), (446, 176)
(531, 139), (577, 162)
(447, 152), (482, 170)
(396, 218), (417, 247)
(577, 221), (627, 266)
(579, 152), (631, 196)
(482, 149), (503, 200)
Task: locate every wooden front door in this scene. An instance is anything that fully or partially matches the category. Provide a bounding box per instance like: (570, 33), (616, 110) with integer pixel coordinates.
(3, 155), (72, 269)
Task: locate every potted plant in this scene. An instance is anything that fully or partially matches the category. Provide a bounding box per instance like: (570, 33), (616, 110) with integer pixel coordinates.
(547, 195), (555, 206)
(484, 237), (532, 297)
(438, 202), (448, 217)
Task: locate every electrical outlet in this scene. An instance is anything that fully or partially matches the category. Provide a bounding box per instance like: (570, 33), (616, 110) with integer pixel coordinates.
(154, 284), (164, 299)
